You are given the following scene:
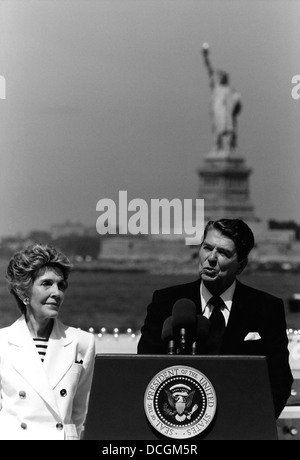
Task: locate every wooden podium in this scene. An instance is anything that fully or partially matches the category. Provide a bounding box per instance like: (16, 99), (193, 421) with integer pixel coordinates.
(84, 354), (278, 440)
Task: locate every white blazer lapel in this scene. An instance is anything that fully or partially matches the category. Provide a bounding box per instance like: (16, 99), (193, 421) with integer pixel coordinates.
(8, 316), (60, 413)
(43, 319), (74, 390)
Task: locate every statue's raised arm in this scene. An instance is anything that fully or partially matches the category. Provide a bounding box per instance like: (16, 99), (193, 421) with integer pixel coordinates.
(202, 43), (215, 89)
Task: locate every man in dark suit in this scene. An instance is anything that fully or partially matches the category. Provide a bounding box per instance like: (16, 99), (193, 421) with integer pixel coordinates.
(137, 218), (293, 418)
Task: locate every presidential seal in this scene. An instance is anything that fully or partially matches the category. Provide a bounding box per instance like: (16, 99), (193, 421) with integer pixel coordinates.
(144, 365), (217, 439)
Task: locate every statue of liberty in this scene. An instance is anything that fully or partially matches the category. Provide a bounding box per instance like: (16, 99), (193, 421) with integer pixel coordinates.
(202, 43), (242, 152)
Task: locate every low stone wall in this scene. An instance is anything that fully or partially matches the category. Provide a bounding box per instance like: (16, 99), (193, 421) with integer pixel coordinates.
(95, 333), (140, 354)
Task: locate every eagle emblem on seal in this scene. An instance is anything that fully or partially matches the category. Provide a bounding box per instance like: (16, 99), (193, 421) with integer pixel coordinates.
(163, 383), (199, 422)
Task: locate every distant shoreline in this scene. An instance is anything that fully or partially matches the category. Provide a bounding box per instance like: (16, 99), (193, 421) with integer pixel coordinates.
(72, 259), (300, 275)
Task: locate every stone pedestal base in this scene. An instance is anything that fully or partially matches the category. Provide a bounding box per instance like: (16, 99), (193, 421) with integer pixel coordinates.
(198, 149), (257, 222)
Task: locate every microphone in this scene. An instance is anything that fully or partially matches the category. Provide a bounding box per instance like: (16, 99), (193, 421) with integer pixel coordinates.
(191, 315), (210, 355)
(161, 316), (175, 355)
(172, 299), (197, 354)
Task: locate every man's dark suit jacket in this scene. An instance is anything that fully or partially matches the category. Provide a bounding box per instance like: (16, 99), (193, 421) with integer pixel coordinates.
(137, 278), (293, 418)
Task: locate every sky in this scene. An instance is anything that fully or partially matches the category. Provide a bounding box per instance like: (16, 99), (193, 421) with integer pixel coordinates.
(0, 0), (299, 238)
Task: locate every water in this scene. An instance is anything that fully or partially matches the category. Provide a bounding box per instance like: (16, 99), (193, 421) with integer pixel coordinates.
(1, 266), (300, 333)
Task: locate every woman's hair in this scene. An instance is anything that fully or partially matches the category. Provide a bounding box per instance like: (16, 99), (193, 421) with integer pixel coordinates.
(6, 243), (73, 313)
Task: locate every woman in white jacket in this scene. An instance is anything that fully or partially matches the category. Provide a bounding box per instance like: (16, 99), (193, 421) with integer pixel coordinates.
(0, 243), (95, 440)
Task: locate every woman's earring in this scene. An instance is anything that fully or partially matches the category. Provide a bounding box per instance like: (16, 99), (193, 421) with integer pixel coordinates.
(23, 297), (29, 306)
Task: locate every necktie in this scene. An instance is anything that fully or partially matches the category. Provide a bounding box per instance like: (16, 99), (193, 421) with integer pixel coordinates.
(207, 296), (226, 354)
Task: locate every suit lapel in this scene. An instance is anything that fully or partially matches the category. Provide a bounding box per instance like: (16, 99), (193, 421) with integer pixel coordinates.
(221, 280), (252, 350)
(43, 319), (74, 390)
(185, 279), (201, 313)
(8, 316), (60, 413)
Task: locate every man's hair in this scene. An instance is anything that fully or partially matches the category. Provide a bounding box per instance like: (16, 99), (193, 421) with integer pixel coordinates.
(201, 218), (255, 261)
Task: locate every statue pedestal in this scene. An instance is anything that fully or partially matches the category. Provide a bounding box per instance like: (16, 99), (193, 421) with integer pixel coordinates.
(197, 149), (258, 222)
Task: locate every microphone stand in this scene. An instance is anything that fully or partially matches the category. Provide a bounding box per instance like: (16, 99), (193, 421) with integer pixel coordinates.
(191, 342), (197, 355)
(177, 328), (188, 354)
(167, 339), (176, 355)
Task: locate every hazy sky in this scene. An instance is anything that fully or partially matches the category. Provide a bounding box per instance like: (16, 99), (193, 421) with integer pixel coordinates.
(0, 0), (299, 238)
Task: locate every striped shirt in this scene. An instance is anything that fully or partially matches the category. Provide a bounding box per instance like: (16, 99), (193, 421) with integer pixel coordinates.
(33, 337), (48, 362)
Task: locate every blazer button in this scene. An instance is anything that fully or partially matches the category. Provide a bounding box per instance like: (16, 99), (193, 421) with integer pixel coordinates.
(19, 390), (26, 399)
(60, 388), (67, 397)
(20, 422), (27, 430)
(56, 422), (63, 430)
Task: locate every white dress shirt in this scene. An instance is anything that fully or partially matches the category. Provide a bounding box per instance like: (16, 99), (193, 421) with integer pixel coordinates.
(200, 280), (236, 326)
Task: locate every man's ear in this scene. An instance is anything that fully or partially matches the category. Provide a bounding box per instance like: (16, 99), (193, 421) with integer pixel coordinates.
(236, 258), (247, 275)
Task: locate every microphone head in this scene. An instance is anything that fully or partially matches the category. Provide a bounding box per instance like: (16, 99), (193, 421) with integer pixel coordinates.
(172, 298), (197, 331)
(161, 316), (174, 342)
